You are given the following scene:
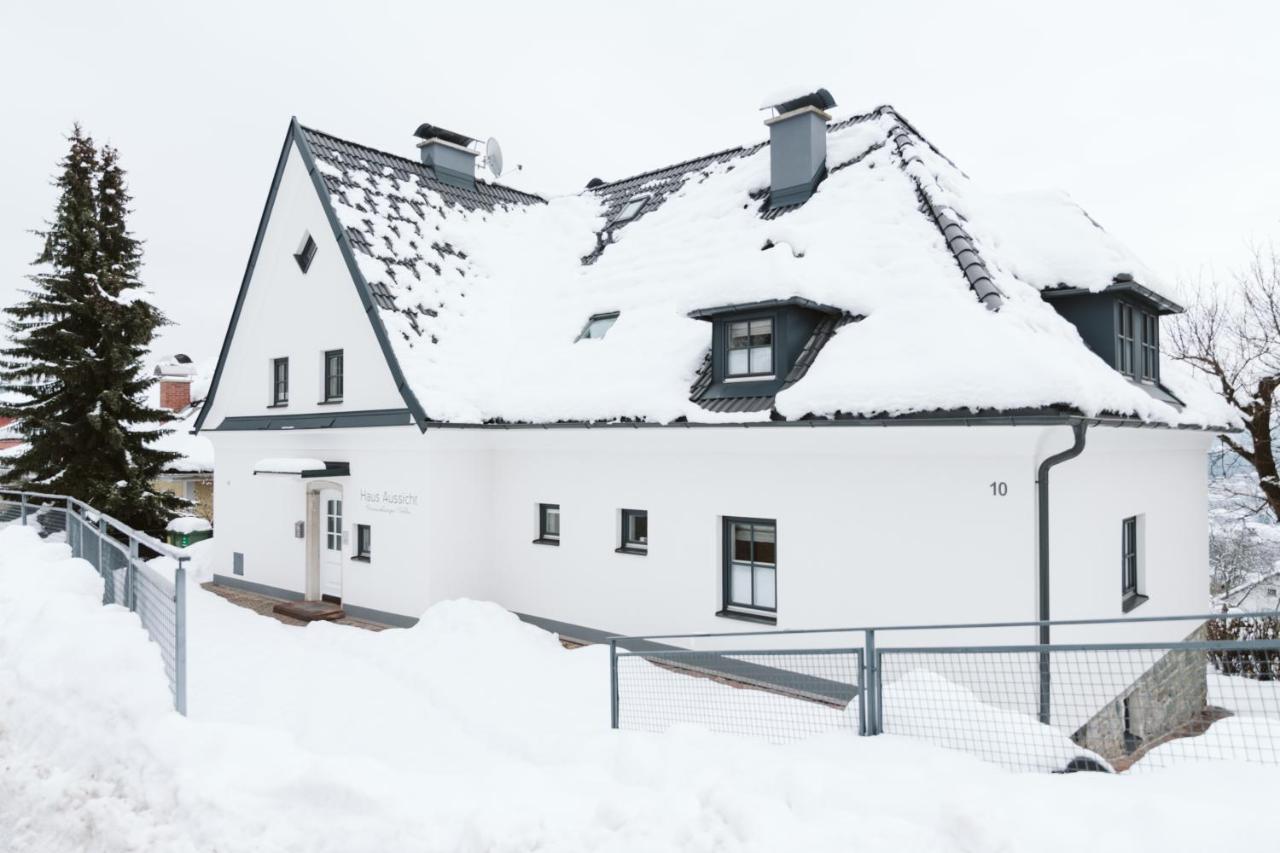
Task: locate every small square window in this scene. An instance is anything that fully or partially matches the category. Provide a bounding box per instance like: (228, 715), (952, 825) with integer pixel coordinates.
(577, 312), (619, 341)
(619, 509), (647, 553)
(323, 349), (344, 402)
(271, 357), (289, 406)
(355, 524), (372, 561)
(294, 232), (317, 273)
(535, 503), (560, 545)
(610, 195), (649, 226)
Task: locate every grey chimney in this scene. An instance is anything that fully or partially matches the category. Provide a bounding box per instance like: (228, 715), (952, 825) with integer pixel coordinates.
(762, 88), (836, 209)
(413, 123), (478, 190)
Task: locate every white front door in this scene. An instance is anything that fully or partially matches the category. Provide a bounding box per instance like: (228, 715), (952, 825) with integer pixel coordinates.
(320, 487), (344, 599)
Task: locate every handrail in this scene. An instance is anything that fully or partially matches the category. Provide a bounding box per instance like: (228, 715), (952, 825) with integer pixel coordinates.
(608, 609), (1280, 644)
(1, 489), (190, 563)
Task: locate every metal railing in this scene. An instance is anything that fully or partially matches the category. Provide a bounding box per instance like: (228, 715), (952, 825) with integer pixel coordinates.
(609, 611), (1280, 772)
(0, 489), (189, 714)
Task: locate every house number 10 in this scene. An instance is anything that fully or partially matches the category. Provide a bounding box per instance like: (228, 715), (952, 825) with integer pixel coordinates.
(989, 481), (1008, 496)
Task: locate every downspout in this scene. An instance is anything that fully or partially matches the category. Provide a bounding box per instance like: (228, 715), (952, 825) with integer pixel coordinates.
(1035, 421), (1088, 724)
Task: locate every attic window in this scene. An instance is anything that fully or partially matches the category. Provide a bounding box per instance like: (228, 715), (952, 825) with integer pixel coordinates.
(294, 232), (317, 273)
(577, 312), (619, 341)
(610, 195), (649, 226)
(727, 318), (774, 377)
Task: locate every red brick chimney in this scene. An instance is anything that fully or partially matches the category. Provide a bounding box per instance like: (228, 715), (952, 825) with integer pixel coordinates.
(159, 378), (192, 412)
(154, 354), (197, 413)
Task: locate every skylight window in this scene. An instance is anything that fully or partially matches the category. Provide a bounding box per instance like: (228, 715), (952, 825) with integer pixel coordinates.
(577, 312), (619, 341)
(610, 195), (649, 226)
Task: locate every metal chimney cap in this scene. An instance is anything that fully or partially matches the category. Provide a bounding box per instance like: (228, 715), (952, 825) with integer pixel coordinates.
(412, 123), (475, 148)
(764, 87), (837, 116)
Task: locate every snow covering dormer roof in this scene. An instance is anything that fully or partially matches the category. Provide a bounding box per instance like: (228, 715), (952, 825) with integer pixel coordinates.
(199, 105), (1238, 433)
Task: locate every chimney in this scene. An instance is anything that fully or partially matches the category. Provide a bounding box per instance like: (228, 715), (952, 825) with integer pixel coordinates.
(154, 353), (196, 413)
(413, 123), (478, 190)
(761, 87), (836, 209)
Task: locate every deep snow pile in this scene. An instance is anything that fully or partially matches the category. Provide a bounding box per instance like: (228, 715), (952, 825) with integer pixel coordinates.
(3, 526), (1279, 853)
(316, 109), (1237, 428)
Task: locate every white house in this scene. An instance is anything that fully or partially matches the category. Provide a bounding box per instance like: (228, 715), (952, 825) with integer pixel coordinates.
(197, 91), (1235, 650)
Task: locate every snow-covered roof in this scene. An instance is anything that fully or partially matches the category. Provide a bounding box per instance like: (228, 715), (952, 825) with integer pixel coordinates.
(270, 106), (1234, 428)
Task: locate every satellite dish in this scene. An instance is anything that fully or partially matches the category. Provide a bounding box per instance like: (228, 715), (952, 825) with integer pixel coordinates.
(484, 137), (504, 178)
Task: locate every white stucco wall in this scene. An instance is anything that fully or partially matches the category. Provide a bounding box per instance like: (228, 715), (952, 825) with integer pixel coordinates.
(199, 144), (406, 429)
(209, 421), (1214, 646)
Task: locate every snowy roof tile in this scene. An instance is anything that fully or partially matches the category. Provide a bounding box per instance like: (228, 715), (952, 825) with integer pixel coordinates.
(294, 106), (1235, 429)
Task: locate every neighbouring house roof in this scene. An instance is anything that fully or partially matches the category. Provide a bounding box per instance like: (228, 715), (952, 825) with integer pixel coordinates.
(206, 105), (1240, 431)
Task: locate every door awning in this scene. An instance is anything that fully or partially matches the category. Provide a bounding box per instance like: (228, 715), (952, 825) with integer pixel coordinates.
(252, 458), (351, 478)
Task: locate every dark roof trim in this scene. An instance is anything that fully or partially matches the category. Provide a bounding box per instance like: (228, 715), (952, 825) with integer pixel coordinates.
(687, 296), (848, 321)
(212, 408), (413, 431)
(418, 407), (1234, 433)
(1041, 280), (1184, 315)
(292, 122), (432, 431)
(301, 461), (350, 479)
(889, 125), (1003, 312)
(193, 123), (296, 433)
(253, 460), (351, 478)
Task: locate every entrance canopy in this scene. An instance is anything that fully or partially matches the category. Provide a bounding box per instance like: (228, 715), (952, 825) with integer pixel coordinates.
(252, 458), (351, 478)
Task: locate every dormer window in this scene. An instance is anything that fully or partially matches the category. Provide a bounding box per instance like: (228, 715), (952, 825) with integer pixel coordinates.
(727, 318), (774, 377)
(610, 195), (648, 226)
(1140, 313), (1159, 382)
(1118, 304), (1136, 377)
(577, 312), (619, 341)
(294, 232), (317, 273)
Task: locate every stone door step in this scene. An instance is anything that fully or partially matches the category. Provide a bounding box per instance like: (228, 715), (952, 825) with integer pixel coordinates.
(272, 600), (346, 622)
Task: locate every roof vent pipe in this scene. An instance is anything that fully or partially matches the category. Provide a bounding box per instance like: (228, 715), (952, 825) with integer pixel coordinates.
(413, 123), (478, 190)
(762, 88), (836, 209)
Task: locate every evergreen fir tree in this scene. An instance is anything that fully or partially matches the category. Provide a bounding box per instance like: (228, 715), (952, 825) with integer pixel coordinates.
(0, 126), (185, 530)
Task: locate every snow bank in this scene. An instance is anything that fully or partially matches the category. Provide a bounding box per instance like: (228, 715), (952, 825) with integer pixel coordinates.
(5, 532), (1280, 852)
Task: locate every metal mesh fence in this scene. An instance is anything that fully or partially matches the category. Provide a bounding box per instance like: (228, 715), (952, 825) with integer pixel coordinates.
(614, 647), (862, 743)
(1, 491), (188, 714)
(612, 615), (1280, 773)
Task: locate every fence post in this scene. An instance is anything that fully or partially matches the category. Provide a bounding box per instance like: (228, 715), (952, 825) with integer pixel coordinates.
(98, 516), (109, 605)
(127, 536), (139, 612)
(864, 629), (879, 735)
(20, 493), (27, 526)
(609, 638), (620, 730)
(66, 498), (75, 556)
(175, 556), (188, 716)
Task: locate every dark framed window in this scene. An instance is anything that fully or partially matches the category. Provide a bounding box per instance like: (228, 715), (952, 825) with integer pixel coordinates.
(1121, 515), (1148, 612)
(722, 517), (776, 618)
(619, 509), (647, 554)
(294, 232), (317, 273)
(323, 349), (344, 401)
(726, 317), (774, 377)
(271, 357), (289, 405)
(355, 524), (371, 561)
(1139, 312), (1158, 381)
(1117, 304), (1136, 377)
(535, 503), (560, 545)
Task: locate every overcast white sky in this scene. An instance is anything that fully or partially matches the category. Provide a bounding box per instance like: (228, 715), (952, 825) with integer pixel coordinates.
(2, 0), (1278, 363)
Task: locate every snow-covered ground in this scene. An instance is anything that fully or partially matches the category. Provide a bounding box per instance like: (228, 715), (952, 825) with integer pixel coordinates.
(2, 525), (1279, 853)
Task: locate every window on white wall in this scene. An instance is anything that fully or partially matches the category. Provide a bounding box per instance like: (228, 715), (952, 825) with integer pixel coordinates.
(294, 232), (317, 273)
(323, 349), (344, 402)
(618, 509), (647, 554)
(1121, 515), (1147, 612)
(354, 524), (371, 561)
(271, 357), (289, 406)
(720, 517), (776, 623)
(535, 503), (560, 545)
